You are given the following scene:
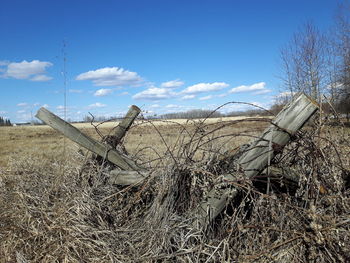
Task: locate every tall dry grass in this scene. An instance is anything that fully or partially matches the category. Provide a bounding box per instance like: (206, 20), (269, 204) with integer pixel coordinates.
(0, 115), (349, 262)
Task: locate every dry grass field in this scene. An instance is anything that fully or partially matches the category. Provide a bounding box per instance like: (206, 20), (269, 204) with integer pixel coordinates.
(0, 116), (265, 169)
(0, 115), (349, 262)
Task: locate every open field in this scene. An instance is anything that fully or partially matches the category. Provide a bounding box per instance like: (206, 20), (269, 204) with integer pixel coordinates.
(73, 115), (256, 128)
(1, 115), (350, 262)
(0, 116), (268, 169)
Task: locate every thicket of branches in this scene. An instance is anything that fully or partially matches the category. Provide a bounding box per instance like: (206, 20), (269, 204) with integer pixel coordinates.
(1, 110), (349, 262)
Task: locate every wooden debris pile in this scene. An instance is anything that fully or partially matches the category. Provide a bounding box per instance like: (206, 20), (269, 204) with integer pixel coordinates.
(35, 93), (320, 230)
(2, 92), (347, 262)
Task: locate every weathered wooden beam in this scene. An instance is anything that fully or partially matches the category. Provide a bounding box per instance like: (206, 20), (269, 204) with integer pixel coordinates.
(112, 105), (141, 147)
(194, 167), (301, 229)
(35, 107), (145, 171)
(107, 169), (149, 185)
(255, 166), (300, 193)
(195, 93), (318, 230)
(195, 174), (238, 229)
(266, 166), (300, 184)
(238, 93), (319, 178)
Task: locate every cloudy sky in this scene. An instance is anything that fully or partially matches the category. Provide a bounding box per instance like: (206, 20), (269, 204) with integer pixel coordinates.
(0, 0), (339, 122)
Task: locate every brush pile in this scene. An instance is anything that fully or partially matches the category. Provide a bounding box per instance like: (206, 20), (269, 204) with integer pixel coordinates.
(0, 112), (350, 262)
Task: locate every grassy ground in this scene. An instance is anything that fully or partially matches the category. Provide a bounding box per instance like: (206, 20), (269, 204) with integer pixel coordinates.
(0, 117), (268, 169)
(1, 116), (349, 262)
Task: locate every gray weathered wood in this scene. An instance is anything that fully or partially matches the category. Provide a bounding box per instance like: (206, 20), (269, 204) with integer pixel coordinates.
(265, 166), (300, 184)
(195, 174), (238, 229)
(195, 93), (318, 230)
(107, 169), (149, 185)
(35, 107), (145, 171)
(238, 93), (319, 178)
(113, 105), (141, 147)
(259, 166), (299, 193)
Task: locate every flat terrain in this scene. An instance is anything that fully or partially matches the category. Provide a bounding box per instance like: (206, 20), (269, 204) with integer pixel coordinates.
(1, 116), (349, 262)
(0, 116), (269, 169)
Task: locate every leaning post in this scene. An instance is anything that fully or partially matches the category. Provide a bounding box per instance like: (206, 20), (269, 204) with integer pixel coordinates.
(112, 105), (141, 147)
(195, 93), (319, 230)
(238, 93), (319, 178)
(35, 107), (145, 172)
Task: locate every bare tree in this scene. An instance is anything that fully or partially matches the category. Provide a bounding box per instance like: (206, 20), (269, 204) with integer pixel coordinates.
(334, 2), (350, 118)
(280, 22), (327, 102)
(324, 35), (341, 104)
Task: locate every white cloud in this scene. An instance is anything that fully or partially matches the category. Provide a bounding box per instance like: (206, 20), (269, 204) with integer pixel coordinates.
(274, 91), (295, 103)
(42, 104), (49, 108)
(160, 79), (184, 89)
(150, 104), (160, 108)
(94, 88), (113, 97)
(133, 86), (176, 100)
(275, 91), (295, 98)
(0, 110), (7, 114)
(17, 102), (28, 107)
(199, 95), (213, 101)
(30, 74), (52, 82)
(76, 67), (143, 87)
(165, 104), (180, 109)
(182, 82), (229, 94)
(88, 102), (107, 108)
(181, 95), (196, 100)
(2, 60), (52, 81)
(229, 82), (266, 93)
(253, 89), (272, 95)
(17, 110), (26, 114)
(57, 105), (65, 110)
(120, 91), (129, 95)
(0, 61), (9, 66)
(69, 89), (83, 93)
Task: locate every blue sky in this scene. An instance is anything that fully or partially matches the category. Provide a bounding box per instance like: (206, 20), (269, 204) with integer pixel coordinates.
(0, 0), (340, 122)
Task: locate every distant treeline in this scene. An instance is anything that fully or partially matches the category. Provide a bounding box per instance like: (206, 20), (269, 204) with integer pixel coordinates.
(0, 116), (11, 126)
(157, 108), (272, 120)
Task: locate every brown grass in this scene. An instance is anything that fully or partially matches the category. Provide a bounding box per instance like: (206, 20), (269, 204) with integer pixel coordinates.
(0, 116), (349, 262)
(0, 117), (267, 169)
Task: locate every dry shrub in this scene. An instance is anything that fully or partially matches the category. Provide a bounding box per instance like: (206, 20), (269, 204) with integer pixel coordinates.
(0, 115), (349, 262)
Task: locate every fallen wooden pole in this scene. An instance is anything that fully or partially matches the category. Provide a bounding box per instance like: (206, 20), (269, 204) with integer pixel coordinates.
(35, 107), (145, 171)
(107, 170), (149, 185)
(195, 174), (238, 229)
(238, 93), (319, 178)
(112, 105), (141, 147)
(255, 166), (300, 193)
(195, 93), (319, 230)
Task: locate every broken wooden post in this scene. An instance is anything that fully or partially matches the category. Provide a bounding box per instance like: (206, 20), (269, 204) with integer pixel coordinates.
(107, 170), (149, 185)
(255, 166), (300, 193)
(195, 93), (319, 230)
(238, 93), (319, 178)
(35, 107), (145, 171)
(112, 105), (141, 147)
(195, 174), (238, 229)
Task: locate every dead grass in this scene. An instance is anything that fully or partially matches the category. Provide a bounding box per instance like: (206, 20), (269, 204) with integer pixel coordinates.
(0, 115), (349, 262)
(0, 117), (267, 169)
